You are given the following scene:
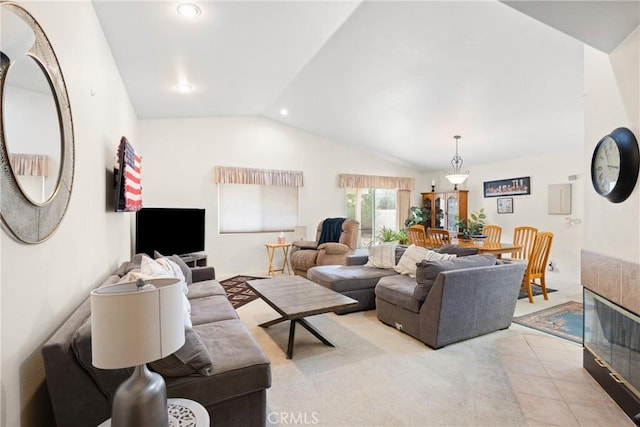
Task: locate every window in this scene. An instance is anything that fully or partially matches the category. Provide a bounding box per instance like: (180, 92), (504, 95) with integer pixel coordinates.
(346, 188), (397, 247)
(215, 166), (303, 234)
(218, 184), (298, 233)
(340, 173), (414, 247)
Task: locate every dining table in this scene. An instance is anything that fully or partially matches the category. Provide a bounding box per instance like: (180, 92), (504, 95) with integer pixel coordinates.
(453, 240), (522, 257)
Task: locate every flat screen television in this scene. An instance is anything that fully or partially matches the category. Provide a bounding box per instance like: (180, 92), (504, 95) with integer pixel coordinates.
(135, 208), (205, 257)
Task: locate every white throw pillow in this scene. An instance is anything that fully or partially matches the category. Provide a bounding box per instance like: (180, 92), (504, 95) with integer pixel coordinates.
(365, 242), (398, 269)
(119, 257), (192, 327)
(393, 245), (456, 277)
(154, 258), (188, 295)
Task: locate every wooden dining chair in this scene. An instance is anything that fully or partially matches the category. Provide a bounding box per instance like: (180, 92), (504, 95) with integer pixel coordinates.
(508, 226), (538, 260)
(426, 228), (450, 248)
(521, 232), (554, 303)
(482, 225), (502, 244)
(406, 225), (428, 247)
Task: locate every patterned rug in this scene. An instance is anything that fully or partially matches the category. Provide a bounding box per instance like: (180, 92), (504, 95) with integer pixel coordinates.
(518, 284), (557, 300)
(219, 275), (263, 309)
(513, 301), (583, 344)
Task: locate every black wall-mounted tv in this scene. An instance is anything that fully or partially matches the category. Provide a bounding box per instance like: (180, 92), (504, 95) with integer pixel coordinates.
(135, 208), (205, 257)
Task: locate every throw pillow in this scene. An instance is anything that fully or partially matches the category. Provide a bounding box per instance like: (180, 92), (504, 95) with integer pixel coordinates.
(414, 254), (497, 302)
(437, 244), (479, 257)
(120, 257), (192, 328)
(149, 326), (213, 377)
(72, 318), (133, 403)
(115, 253), (151, 276)
(154, 258), (187, 289)
(395, 245), (408, 265)
(142, 256), (188, 293)
(394, 245), (456, 277)
(154, 251), (193, 285)
(171, 255), (193, 285)
(365, 242), (398, 269)
(141, 255), (173, 278)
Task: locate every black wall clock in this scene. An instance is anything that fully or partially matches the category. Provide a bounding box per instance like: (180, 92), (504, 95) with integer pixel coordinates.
(590, 127), (639, 203)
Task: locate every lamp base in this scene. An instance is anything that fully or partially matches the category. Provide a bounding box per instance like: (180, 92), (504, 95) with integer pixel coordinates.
(112, 364), (168, 427)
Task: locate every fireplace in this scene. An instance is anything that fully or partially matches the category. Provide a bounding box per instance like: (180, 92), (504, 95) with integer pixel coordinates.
(584, 288), (640, 424)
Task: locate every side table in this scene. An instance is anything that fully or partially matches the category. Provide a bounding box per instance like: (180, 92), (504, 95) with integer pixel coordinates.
(179, 252), (208, 267)
(265, 242), (292, 276)
(97, 398), (209, 427)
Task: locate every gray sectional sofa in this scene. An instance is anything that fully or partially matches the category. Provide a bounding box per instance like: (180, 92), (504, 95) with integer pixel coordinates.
(306, 246), (407, 313)
(376, 258), (526, 348)
(307, 245), (526, 348)
(42, 257), (271, 427)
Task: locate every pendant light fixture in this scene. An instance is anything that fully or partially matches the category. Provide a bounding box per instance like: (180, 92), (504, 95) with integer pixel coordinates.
(445, 135), (469, 190)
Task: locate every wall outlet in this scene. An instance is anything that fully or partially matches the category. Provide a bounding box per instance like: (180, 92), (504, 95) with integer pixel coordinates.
(548, 261), (557, 272)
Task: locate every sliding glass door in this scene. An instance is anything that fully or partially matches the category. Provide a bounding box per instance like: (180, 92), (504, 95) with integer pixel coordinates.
(346, 188), (396, 247)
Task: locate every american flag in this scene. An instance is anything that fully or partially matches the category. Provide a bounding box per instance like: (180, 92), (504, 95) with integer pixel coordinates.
(116, 137), (142, 212)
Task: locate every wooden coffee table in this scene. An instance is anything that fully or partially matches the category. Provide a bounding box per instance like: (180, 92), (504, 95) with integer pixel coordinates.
(247, 276), (358, 359)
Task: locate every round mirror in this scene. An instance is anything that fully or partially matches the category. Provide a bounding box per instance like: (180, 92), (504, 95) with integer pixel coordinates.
(0, 3), (74, 243)
(3, 55), (62, 204)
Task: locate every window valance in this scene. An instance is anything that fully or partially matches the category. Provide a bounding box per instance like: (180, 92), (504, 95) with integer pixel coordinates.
(8, 153), (49, 177)
(338, 173), (414, 190)
(215, 166), (304, 187)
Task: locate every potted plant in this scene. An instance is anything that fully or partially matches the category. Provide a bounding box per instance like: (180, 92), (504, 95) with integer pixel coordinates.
(455, 208), (486, 240)
(378, 226), (408, 244)
(395, 228), (407, 244)
(404, 206), (431, 228)
(378, 226), (398, 243)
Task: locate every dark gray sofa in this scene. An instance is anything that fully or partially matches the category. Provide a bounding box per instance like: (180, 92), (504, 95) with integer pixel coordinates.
(306, 247), (404, 313)
(307, 245), (526, 347)
(375, 259), (526, 348)
(42, 262), (271, 427)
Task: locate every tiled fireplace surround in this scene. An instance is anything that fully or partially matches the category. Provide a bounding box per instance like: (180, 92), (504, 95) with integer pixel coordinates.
(581, 250), (640, 315)
(581, 250), (640, 422)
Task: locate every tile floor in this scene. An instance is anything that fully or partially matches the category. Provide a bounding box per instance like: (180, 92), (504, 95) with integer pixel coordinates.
(505, 279), (635, 426)
(238, 272), (637, 425)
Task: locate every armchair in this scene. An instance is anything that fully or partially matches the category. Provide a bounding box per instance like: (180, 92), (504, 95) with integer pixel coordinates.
(290, 218), (359, 277)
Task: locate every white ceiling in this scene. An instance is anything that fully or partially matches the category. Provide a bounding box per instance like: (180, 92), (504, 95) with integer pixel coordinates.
(503, 1), (640, 54)
(92, 1), (639, 172)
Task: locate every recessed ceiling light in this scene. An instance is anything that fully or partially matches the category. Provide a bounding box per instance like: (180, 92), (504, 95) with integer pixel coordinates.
(176, 83), (193, 93)
(177, 3), (201, 18)
(280, 108), (289, 116)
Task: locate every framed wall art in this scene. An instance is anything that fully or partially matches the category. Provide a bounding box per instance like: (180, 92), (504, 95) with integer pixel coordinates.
(483, 176), (530, 198)
(497, 197), (513, 214)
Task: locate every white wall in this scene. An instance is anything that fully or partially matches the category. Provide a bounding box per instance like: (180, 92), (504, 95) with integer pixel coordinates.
(138, 116), (425, 278)
(0, 2), (137, 426)
(583, 29), (640, 263)
(138, 115), (586, 282)
(426, 148), (584, 285)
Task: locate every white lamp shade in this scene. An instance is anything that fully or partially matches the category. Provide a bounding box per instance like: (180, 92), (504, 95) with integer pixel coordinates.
(91, 278), (185, 369)
(445, 173), (469, 185)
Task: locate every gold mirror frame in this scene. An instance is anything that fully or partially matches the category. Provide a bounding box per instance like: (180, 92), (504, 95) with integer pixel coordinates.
(0, 2), (74, 243)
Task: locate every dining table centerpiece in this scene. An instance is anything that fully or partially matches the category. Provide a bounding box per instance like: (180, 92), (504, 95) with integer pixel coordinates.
(455, 208), (486, 241)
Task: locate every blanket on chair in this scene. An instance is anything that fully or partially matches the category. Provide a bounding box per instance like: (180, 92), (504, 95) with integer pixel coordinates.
(318, 218), (346, 245)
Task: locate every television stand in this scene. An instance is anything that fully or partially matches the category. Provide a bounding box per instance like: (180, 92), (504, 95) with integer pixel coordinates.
(179, 253), (207, 267)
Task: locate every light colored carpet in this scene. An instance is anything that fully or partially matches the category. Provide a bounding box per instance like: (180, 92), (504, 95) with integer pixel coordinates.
(237, 299), (531, 427)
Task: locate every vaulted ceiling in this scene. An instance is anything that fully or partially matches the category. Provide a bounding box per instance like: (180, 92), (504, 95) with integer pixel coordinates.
(93, 1), (639, 171)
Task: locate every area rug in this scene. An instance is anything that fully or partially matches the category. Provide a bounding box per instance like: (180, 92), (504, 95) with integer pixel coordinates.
(518, 284), (557, 300)
(513, 301), (583, 344)
(219, 275), (263, 309)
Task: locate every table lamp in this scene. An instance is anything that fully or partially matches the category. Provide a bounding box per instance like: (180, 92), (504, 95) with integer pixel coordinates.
(91, 277), (185, 427)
